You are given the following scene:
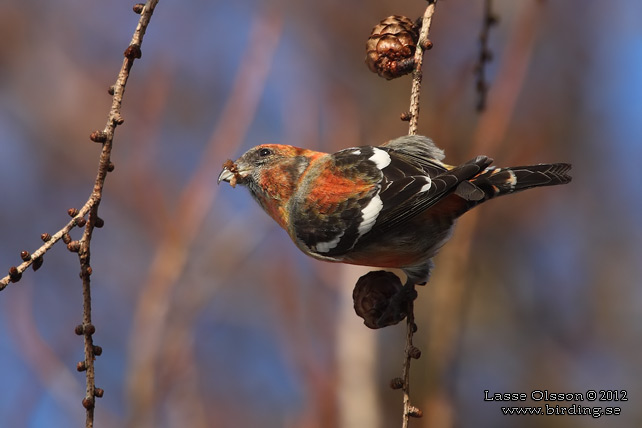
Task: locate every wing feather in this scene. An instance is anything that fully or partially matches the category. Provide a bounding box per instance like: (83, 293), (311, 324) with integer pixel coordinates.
(291, 139), (493, 259)
(372, 154), (493, 234)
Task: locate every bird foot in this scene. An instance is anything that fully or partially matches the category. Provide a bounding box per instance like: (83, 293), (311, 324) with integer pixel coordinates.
(374, 283), (418, 328)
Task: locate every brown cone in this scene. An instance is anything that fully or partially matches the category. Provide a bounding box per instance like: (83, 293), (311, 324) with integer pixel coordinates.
(365, 15), (418, 80)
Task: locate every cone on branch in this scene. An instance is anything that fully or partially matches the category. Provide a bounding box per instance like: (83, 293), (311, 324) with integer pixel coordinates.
(365, 15), (419, 80)
(353, 270), (407, 329)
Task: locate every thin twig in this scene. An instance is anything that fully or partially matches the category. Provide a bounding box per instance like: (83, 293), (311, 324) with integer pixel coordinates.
(401, 301), (419, 428)
(408, 0), (438, 136)
(402, 2), (438, 426)
(1, 219), (78, 290)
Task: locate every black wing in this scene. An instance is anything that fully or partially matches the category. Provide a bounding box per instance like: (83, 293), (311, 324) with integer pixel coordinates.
(371, 144), (493, 235)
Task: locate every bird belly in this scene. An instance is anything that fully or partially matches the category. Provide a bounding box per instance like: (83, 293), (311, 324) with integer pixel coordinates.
(341, 222), (454, 270)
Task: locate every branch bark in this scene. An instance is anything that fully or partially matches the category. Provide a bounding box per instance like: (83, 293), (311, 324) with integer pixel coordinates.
(407, 0), (438, 137)
(77, 3), (161, 426)
(402, 1), (438, 427)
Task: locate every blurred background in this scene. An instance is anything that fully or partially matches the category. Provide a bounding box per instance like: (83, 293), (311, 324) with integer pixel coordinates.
(1, 0), (641, 427)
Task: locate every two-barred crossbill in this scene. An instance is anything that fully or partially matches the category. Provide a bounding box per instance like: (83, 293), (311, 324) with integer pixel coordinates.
(218, 135), (571, 287)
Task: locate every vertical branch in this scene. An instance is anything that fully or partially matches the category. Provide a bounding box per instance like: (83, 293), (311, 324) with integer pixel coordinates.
(403, 0), (438, 425)
(401, 305), (422, 428)
(408, 0), (437, 136)
(401, 2), (438, 427)
(76, 205), (102, 427)
(75, 2), (160, 427)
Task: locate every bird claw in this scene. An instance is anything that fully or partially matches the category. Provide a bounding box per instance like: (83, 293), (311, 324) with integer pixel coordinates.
(374, 284), (418, 328)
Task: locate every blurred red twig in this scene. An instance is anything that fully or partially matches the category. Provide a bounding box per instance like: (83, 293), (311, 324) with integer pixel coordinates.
(124, 7), (284, 426)
(475, 0), (498, 111)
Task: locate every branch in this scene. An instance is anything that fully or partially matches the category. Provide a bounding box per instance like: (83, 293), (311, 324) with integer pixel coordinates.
(77, 3), (161, 426)
(1, 1), (160, 426)
(407, 0), (438, 136)
(402, 1), (438, 427)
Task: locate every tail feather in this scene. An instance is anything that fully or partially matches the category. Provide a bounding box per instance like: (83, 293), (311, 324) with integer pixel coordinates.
(456, 163), (572, 203)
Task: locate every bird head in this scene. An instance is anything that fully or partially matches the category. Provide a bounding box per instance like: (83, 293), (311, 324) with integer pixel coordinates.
(218, 144), (326, 228)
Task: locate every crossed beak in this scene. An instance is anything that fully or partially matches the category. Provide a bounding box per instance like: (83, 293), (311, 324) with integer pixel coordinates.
(217, 168), (235, 185)
(218, 160), (247, 188)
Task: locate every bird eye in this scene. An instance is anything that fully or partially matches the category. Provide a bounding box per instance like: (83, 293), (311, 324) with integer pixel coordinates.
(259, 148), (272, 157)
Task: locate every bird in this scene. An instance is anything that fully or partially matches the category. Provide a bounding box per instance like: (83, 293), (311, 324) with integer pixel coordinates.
(218, 135), (571, 289)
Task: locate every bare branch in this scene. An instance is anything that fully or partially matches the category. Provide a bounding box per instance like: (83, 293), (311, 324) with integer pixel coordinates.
(1, 218), (79, 290)
(407, 0), (438, 136)
(78, 2), (160, 426)
(402, 1), (438, 427)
